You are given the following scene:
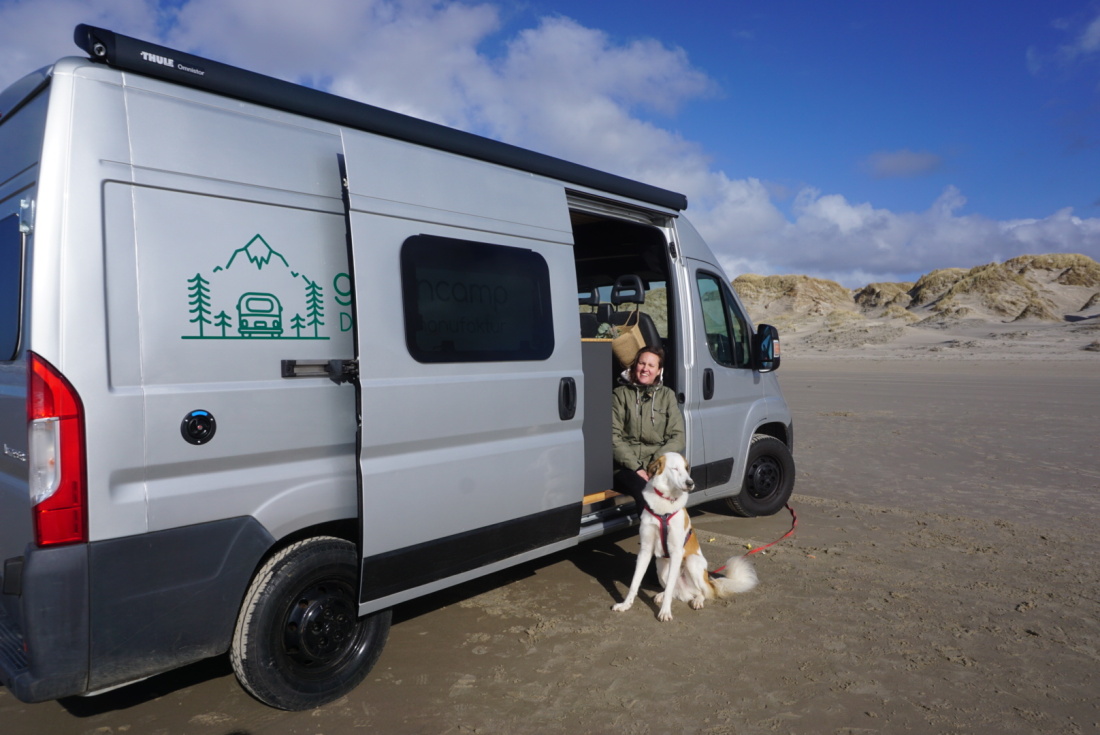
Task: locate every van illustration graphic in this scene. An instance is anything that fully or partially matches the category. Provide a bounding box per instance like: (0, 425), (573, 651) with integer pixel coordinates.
(237, 293), (283, 337)
(182, 233), (350, 340)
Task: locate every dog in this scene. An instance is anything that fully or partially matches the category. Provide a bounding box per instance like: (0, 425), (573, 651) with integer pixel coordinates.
(611, 452), (758, 621)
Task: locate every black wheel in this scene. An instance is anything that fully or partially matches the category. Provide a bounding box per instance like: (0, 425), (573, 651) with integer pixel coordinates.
(231, 536), (390, 710)
(726, 435), (795, 517)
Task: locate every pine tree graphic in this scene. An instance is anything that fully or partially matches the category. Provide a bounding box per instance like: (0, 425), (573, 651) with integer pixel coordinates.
(291, 313), (305, 338)
(214, 310), (232, 338)
(188, 273), (213, 337)
(305, 280), (325, 338)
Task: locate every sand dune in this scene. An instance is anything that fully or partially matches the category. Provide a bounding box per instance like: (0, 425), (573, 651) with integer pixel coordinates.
(735, 253), (1100, 359)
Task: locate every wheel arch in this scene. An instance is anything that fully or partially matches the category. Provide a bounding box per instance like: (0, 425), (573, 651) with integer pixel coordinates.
(242, 518), (359, 596)
(753, 420), (792, 449)
(724, 432), (796, 518)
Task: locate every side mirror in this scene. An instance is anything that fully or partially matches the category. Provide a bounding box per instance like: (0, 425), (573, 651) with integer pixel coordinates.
(752, 324), (781, 372)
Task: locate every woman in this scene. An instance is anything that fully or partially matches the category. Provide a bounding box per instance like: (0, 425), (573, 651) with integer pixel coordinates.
(611, 345), (686, 514)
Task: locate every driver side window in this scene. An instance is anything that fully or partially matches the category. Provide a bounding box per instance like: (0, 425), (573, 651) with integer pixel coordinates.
(696, 272), (751, 369)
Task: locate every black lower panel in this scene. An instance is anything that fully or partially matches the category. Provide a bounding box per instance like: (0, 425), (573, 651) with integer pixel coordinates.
(694, 457), (734, 489)
(360, 503), (580, 603)
(87, 517), (274, 691)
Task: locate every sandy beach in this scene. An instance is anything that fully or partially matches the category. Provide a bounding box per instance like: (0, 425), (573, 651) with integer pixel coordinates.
(3, 352), (1097, 734)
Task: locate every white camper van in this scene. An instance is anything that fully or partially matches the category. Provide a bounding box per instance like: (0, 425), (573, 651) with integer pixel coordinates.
(0, 25), (795, 710)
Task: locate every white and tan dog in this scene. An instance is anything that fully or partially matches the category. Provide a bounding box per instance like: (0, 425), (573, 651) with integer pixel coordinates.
(611, 452), (758, 621)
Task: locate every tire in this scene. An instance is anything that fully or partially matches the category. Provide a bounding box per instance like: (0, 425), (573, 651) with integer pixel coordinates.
(231, 536), (391, 710)
(726, 434), (795, 517)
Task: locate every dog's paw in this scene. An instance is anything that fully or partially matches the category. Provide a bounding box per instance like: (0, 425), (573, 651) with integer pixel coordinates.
(654, 592), (665, 605)
(690, 596), (705, 610)
(657, 609), (674, 622)
(611, 601), (633, 612)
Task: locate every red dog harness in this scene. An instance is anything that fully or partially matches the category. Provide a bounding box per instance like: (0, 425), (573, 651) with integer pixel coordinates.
(644, 507), (694, 558)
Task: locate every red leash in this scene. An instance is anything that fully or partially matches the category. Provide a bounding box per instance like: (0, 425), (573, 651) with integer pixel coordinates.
(744, 503), (798, 556)
(710, 503), (798, 574)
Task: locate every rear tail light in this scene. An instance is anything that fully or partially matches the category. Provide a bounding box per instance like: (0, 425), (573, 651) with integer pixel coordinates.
(27, 352), (87, 546)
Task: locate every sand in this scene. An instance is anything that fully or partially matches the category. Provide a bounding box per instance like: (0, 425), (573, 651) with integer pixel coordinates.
(2, 354), (1099, 734)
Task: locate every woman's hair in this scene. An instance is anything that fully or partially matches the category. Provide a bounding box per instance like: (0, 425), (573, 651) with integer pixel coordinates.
(632, 345), (665, 370)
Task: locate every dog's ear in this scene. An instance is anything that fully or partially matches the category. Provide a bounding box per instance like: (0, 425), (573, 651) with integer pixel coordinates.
(647, 455), (666, 478)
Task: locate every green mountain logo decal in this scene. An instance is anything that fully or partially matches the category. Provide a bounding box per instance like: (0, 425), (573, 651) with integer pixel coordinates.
(183, 232), (351, 341)
(214, 234), (290, 272)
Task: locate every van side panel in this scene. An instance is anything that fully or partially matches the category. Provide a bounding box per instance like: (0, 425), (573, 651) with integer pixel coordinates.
(107, 185), (358, 537)
(66, 71), (151, 542)
(107, 73), (359, 541)
(343, 133), (586, 611)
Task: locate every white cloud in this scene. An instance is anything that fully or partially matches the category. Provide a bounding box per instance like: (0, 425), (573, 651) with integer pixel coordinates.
(0, 0), (162, 83)
(2, 0), (1099, 289)
(166, 0), (502, 124)
(467, 16), (716, 178)
(1002, 208), (1100, 251)
(1030, 7), (1100, 75)
(1061, 10), (1100, 61)
(706, 185), (1100, 287)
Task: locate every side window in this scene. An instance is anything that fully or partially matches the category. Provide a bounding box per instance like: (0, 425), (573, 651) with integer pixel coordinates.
(0, 214), (23, 361)
(401, 234), (554, 363)
(696, 272), (751, 368)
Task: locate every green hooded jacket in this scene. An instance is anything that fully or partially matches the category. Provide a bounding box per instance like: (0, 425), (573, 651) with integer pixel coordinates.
(611, 370), (686, 471)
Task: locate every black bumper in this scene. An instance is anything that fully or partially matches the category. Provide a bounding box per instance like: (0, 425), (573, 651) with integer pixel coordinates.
(0, 543), (89, 702)
(0, 517), (273, 702)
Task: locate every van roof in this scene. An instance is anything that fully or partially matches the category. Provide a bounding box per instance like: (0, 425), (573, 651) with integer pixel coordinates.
(70, 24), (689, 213)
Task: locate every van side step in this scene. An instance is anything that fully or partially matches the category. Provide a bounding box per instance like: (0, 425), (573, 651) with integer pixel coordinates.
(580, 490), (638, 536)
(582, 490), (620, 505)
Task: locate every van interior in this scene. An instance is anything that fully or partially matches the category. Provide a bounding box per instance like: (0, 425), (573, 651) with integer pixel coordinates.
(570, 207), (680, 518)
(571, 211), (678, 383)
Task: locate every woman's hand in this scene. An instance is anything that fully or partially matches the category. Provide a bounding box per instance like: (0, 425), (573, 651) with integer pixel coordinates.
(636, 469), (650, 482)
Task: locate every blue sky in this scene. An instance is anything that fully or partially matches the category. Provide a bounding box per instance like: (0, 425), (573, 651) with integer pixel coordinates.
(523, 1), (1100, 220)
(2, 0), (1098, 286)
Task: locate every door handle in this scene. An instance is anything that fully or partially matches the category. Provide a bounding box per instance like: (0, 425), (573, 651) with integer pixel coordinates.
(703, 368), (714, 400)
(558, 377), (577, 421)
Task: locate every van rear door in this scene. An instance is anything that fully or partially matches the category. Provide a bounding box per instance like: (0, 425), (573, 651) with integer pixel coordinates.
(341, 134), (585, 613)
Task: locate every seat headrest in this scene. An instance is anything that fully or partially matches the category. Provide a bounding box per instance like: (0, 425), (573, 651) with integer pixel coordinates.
(610, 275), (645, 305)
(577, 287), (600, 307)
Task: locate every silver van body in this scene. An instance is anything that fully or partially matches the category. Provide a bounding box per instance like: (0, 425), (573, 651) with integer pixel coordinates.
(0, 26), (793, 708)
